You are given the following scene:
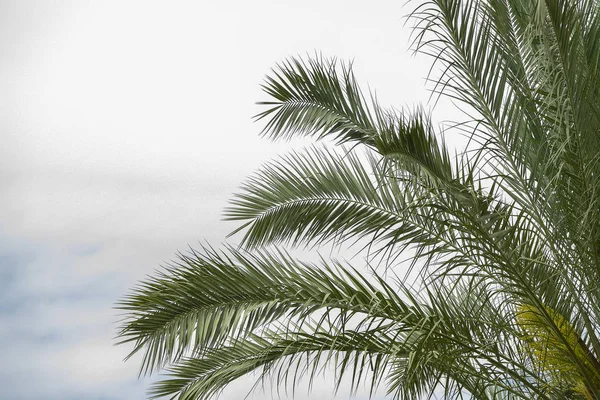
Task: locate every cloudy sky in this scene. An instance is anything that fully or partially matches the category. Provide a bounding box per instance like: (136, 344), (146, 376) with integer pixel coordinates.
(1, 1), (455, 399)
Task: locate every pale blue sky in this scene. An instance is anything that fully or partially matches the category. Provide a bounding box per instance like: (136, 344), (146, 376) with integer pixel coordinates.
(1, 1), (453, 398)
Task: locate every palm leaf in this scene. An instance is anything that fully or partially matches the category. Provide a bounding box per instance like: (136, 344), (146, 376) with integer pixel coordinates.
(118, 0), (600, 398)
(117, 245), (408, 375)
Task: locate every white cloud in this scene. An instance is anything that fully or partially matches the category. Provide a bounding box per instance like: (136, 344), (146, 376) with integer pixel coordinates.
(1, 1), (455, 399)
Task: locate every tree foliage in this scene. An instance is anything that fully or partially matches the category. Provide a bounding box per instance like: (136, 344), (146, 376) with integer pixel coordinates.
(117, 0), (600, 398)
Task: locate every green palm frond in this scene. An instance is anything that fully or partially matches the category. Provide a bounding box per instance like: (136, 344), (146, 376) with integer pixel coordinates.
(148, 326), (397, 400)
(224, 146), (422, 250)
(119, 246), (551, 400)
(411, 0), (600, 368)
(118, 0), (600, 398)
(117, 245), (408, 375)
(257, 57), (456, 186)
(256, 56), (377, 145)
(373, 107), (454, 184)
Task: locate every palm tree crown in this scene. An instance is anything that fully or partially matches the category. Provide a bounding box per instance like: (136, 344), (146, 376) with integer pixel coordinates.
(117, 0), (600, 398)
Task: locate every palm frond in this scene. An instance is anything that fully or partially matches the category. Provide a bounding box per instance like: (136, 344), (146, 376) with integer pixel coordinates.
(118, 0), (600, 398)
(256, 56), (377, 146)
(117, 245), (407, 376)
(148, 326), (396, 400)
(224, 146), (422, 250)
(257, 57), (456, 187)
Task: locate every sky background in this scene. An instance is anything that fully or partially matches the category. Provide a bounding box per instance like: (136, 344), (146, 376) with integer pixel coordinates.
(1, 1), (456, 399)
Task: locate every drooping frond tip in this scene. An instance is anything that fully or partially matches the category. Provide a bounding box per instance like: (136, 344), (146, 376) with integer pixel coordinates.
(255, 55), (377, 145)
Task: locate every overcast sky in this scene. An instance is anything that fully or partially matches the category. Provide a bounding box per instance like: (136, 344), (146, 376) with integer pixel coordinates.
(1, 1), (456, 399)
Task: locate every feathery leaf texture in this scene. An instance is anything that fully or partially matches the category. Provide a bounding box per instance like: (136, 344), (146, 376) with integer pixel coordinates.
(118, 0), (600, 398)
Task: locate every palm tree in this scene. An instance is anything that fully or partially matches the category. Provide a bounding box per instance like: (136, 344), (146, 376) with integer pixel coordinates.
(117, 0), (600, 398)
